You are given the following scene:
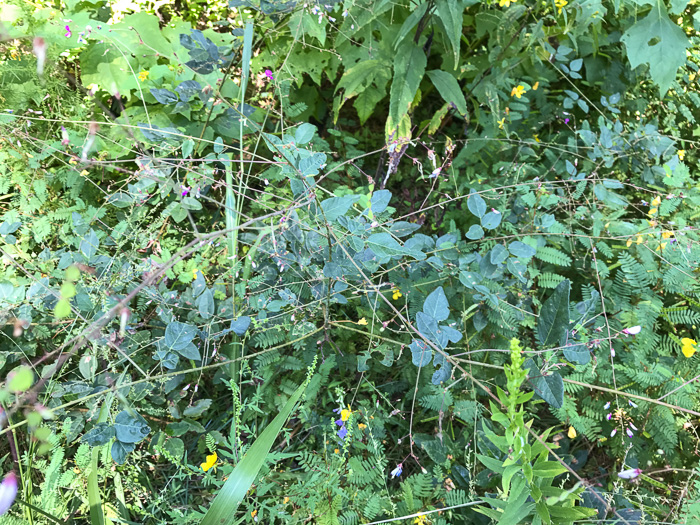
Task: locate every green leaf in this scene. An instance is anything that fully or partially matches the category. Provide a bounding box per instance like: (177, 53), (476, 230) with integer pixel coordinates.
(320, 196), (357, 221)
(467, 190), (486, 217)
(435, 0), (462, 65)
(82, 423), (116, 446)
(7, 365), (34, 393)
(183, 399), (212, 418)
(621, 2), (690, 96)
(423, 286), (449, 322)
(534, 372), (564, 409)
(81, 229), (100, 260)
(201, 382), (307, 525)
(508, 241), (536, 258)
(393, 2), (430, 49)
(531, 460), (568, 478)
(197, 288), (215, 319)
(481, 211), (502, 230)
(366, 233), (406, 258)
(164, 321), (197, 351)
(295, 123), (316, 144)
(389, 40), (427, 125)
(54, 298), (72, 319)
(537, 280), (570, 347)
(111, 441), (135, 465)
(370, 189), (392, 214)
(113, 410), (150, 444)
(426, 70), (467, 115)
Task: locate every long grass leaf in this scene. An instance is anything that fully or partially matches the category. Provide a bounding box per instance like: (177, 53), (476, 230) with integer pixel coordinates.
(200, 382), (306, 525)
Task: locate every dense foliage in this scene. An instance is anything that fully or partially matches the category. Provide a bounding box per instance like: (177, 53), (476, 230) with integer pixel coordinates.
(1, 0), (700, 523)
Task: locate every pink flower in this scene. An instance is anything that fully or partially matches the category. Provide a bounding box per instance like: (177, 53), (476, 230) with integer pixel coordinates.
(181, 185), (190, 197)
(617, 468), (642, 480)
(264, 69), (274, 81)
(0, 472), (18, 516)
(65, 25), (72, 38)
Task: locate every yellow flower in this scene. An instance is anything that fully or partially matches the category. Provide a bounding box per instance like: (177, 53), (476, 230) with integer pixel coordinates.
(138, 70), (149, 82)
(532, 81), (539, 90)
(193, 268), (199, 280)
(497, 117), (505, 129)
(80, 170), (89, 177)
(358, 423), (367, 429)
(498, 0), (516, 6)
(568, 426), (577, 439)
(340, 407), (352, 421)
(649, 207), (658, 216)
(283, 497), (290, 504)
(251, 510), (257, 519)
(555, 0), (567, 13)
(392, 288), (403, 300)
(533, 135), (541, 143)
(681, 338), (697, 358)
(201, 452), (218, 472)
(678, 149), (685, 160)
(656, 242), (667, 251)
(357, 317), (368, 325)
(413, 515), (430, 525)
(334, 448), (340, 454)
(651, 196), (661, 207)
(510, 85), (526, 98)
(662, 231), (674, 239)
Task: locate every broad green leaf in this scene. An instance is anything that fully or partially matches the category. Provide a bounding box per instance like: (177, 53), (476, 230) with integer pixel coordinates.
(393, 2), (430, 49)
(370, 190), (392, 214)
(508, 241), (536, 258)
(295, 123), (316, 144)
(197, 288), (215, 319)
(164, 321), (197, 351)
(537, 280), (570, 347)
(426, 70), (467, 116)
(113, 410), (150, 444)
(201, 382), (307, 525)
(366, 233), (406, 258)
(320, 196), (357, 221)
(389, 40), (427, 125)
(534, 372), (564, 409)
(410, 339), (432, 367)
(481, 211), (502, 230)
(81, 229), (100, 260)
(111, 441), (135, 465)
(82, 423), (116, 446)
(621, 2), (689, 96)
(7, 365), (33, 392)
(467, 190), (486, 217)
(230, 316), (251, 336)
(183, 399), (212, 418)
(423, 286), (449, 322)
(435, 0), (462, 65)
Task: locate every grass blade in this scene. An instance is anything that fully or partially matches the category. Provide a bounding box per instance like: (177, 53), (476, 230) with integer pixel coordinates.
(200, 381), (306, 525)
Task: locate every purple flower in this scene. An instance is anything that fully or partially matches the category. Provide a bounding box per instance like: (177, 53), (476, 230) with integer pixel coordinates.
(181, 185), (190, 197)
(65, 25), (72, 38)
(390, 463), (403, 478)
(604, 402), (611, 410)
(628, 400), (638, 408)
(626, 427), (634, 438)
(337, 425), (348, 440)
(264, 69), (274, 81)
(606, 413), (612, 421)
(564, 118), (570, 124)
(0, 472), (17, 516)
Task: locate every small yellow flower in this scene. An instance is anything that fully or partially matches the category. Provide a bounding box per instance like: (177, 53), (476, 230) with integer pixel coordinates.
(283, 497), (290, 504)
(193, 268), (199, 280)
(532, 81), (539, 90)
(662, 231), (674, 239)
(656, 242), (667, 251)
(510, 85), (526, 98)
(499, 0), (516, 6)
(80, 170), (89, 177)
(251, 510), (257, 519)
(678, 150), (685, 161)
(357, 317), (368, 325)
(138, 70), (149, 82)
(201, 452), (218, 472)
(392, 288), (403, 300)
(497, 118), (505, 129)
(358, 423), (367, 429)
(334, 448), (340, 454)
(649, 207), (658, 216)
(651, 196), (661, 207)
(533, 135), (541, 143)
(340, 407), (352, 421)
(568, 426), (577, 439)
(413, 515), (430, 525)
(555, 0), (567, 13)
(681, 338), (697, 358)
